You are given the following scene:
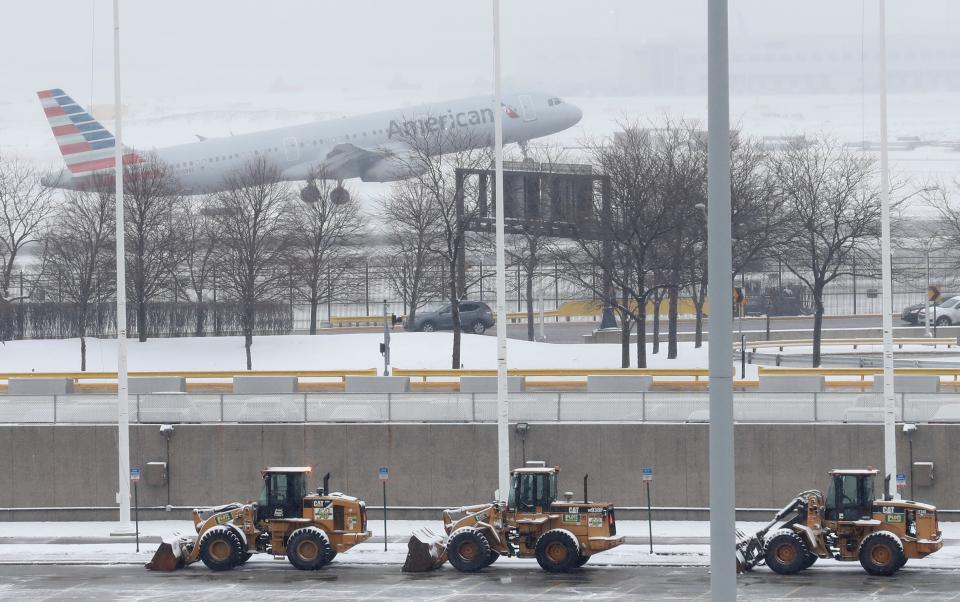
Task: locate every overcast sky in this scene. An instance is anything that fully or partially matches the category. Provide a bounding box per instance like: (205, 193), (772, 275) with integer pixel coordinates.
(2, 0), (958, 106)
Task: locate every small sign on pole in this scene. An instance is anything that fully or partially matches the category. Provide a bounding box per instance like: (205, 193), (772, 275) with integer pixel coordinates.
(928, 285), (942, 303)
(896, 473), (906, 491)
(130, 467), (141, 551)
(379, 467), (389, 551)
(642, 467), (654, 554)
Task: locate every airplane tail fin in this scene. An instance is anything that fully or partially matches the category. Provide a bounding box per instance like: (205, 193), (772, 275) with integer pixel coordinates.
(37, 88), (140, 175)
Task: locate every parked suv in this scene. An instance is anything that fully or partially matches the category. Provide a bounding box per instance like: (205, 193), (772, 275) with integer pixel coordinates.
(407, 301), (495, 335)
(917, 295), (960, 326)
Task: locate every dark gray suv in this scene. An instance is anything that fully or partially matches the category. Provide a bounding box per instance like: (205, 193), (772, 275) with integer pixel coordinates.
(408, 301), (495, 335)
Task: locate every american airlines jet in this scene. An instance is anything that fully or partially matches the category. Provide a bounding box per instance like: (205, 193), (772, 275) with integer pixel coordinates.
(38, 89), (582, 203)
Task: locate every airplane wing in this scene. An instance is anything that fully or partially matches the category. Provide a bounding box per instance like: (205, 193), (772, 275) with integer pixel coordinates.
(283, 142), (412, 181)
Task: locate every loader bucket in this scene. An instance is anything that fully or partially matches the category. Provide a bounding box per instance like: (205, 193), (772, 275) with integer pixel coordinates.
(145, 537), (186, 571)
(402, 528), (447, 573)
(735, 529), (764, 574)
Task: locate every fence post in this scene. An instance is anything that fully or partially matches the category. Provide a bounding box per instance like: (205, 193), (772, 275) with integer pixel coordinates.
(53, 394), (57, 424)
(554, 260), (560, 313)
(471, 392), (476, 422)
(303, 393), (308, 422)
(387, 393), (392, 422)
(479, 260), (484, 301)
(364, 262), (370, 316)
(517, 265), (522, 312)
(813, 392), (818, 422)
(642, 392), (646, 422)
(900, 393), (906, 422)
(136, 394), (141, 423)
(556, 393), (562, 421)
(220, 394), (224, 422)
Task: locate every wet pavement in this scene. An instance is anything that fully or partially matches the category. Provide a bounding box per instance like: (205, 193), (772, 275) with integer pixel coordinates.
(1, 562), (959, 601)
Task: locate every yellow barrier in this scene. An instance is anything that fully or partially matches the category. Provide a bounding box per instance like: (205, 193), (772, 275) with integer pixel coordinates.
(392, 367), (710, 381)
(330, 315), (393, 327)
(758, 367), (960, 381)
(0, 369), (378, 381)
(739, 338), (956, 352)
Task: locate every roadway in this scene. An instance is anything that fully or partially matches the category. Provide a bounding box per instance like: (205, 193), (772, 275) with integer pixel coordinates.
(322, 314), (890, 344)
(1, 564), (958, 601)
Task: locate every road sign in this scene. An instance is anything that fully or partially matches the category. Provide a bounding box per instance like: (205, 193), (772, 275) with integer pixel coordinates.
(378, 466), (389, 481)
(732, 287), (746, 306)
(896, 473), (906, 489)
(928, 285), (942, 303)
(130, 467), (141, 483)
(642, 467), (653, 482)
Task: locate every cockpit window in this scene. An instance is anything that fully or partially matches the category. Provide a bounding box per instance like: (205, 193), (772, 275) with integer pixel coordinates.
(548, 97), (563, 106)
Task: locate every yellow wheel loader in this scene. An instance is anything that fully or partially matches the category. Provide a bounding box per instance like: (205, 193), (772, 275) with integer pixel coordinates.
(403, 462), (624, 573)
(146, 467), (371, 571)
(736, 469), (942, 576)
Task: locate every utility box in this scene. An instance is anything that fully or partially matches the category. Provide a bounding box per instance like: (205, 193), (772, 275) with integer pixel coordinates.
(913, 461), (934, 487)
(145, 461), (168, 486)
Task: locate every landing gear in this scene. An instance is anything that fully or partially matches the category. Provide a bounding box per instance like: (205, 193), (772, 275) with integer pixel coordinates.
(300, 179), (351, 205)
(518, 139), (533, 163)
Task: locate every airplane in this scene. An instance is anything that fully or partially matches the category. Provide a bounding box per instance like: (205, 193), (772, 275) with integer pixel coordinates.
(37, 89), (582, 203)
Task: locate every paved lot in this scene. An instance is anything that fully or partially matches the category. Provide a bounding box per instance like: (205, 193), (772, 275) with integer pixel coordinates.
(2, 563), (959, 601)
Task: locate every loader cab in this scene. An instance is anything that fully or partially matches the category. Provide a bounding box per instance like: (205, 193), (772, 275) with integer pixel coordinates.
(825, 469), (877, 522)
(257, 467), (310, 522)
(508, 465), (558, 513)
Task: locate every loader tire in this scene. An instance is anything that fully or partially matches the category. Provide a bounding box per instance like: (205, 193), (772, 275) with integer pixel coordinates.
(763, 529), (809, 575)
(447, 528), (491, 573)
(576, 551), (590, 567)
(236, 552), (253, 566)
(483, 548), (499, 567)
(535, 529), (580, 573)
(324, 549), (338, 564)
(286, 528), (332, 571)
(800, 552), (817, 570)
(859, 532), (905, 576)
(199, 528), (243, 571)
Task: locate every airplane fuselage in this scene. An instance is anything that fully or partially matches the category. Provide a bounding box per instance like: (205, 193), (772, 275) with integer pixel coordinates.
(44, 92), (581, 194)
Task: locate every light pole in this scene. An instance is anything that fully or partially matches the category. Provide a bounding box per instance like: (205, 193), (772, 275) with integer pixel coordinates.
(112, 0), (133, 534)
(707, 0), (737, 598)
(878, 0), (899, 500)
(491, 0), (510, 501)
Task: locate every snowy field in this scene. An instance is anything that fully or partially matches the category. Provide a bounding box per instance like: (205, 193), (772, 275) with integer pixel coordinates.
(0, 520), (956, 568)
(0, 332), (746, 376)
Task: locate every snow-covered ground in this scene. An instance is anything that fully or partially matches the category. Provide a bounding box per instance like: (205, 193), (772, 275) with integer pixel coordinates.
(0, 520), (956, 568)
(0, 332), (750, 377)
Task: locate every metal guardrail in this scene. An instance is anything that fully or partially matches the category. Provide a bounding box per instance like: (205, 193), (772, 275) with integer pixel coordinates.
(738, 337), (957, 352)
(758, 367), (960, 380)
(1, 391), (958, 424)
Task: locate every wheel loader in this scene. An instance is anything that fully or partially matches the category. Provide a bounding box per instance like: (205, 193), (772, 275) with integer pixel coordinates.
(736, 469), (942, 576)
(403, 462), (624, 573)
(146, 467), (371, 572)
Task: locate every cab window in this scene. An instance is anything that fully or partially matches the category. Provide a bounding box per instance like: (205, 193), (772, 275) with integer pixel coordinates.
(508, 472), (557, 513)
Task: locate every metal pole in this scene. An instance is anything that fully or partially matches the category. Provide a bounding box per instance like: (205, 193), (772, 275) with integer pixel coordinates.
(646, 480), (653, 555)
(492, 0), (510, 501)
(924, 251), (931, 337)
(112, 0), (133, 534)
(538, 272), (545, 342)
(707, 0), (737, 596)
(878, 0), (898, 500)
(382, 480), (387, 552)
(382, 299), (390, 376)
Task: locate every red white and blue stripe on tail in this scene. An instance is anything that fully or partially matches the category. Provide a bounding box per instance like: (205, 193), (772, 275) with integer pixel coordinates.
(37, 89), (141, 175)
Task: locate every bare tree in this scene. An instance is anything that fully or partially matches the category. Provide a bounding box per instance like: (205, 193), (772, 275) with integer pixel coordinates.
(210, 157), (292, 369)
(45, 184), (115, 370)
(286, 174), (364, 334)
(0, 156), (55, 297)
(379, 178), (442, 326)
(122, 154), (184, 341)
(772, 138), (883, 366)
(927, 180), (960, 262)
(388, 116), (491, 368)
(181, 196), (219, 336)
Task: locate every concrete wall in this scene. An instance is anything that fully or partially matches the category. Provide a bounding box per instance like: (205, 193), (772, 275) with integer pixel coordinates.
(1, 423), (957, 521)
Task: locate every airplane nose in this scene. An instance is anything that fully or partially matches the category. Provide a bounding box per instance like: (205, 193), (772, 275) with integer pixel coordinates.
(568, 103), (583, 126)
